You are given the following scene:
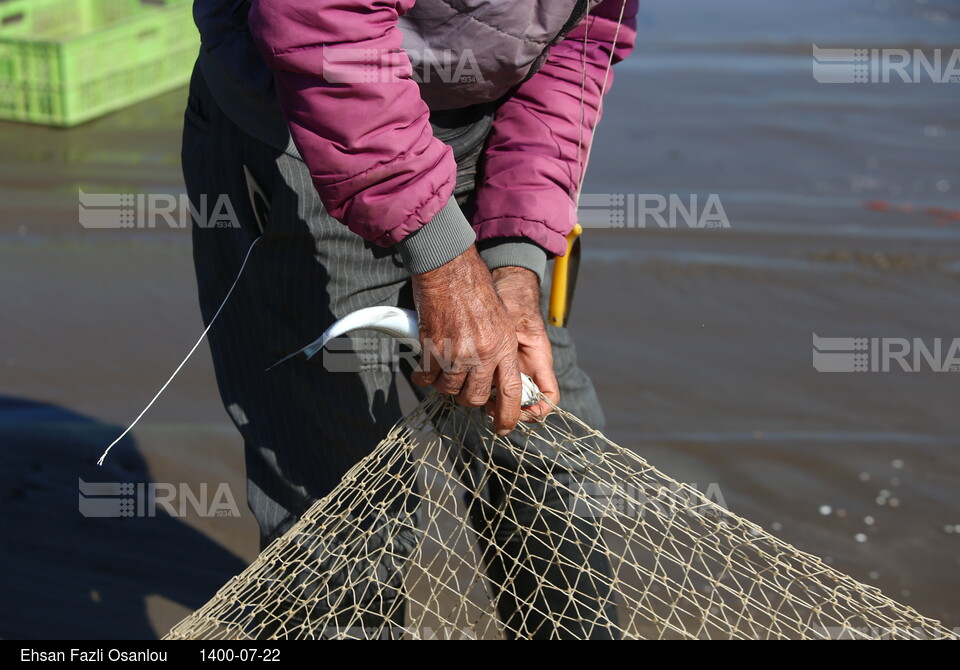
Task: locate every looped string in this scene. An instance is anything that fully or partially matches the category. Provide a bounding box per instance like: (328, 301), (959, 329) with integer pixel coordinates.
(575, 0), (629, 204)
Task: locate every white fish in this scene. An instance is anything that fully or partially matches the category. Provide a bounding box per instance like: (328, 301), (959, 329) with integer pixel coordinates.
(270, 306), (542, 407)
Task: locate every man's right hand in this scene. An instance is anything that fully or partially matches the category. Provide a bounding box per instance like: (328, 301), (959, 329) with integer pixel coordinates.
(410, 246), (523, 435)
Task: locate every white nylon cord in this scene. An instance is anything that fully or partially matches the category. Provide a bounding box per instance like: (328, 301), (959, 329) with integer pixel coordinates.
(97, 236), (261, 465)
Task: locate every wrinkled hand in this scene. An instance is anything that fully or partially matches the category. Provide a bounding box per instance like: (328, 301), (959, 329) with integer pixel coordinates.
(411, 246), (523, 435)
(489, 266), (560, 421)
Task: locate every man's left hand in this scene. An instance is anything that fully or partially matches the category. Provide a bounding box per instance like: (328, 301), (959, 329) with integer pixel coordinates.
(488, 266), (560, 421)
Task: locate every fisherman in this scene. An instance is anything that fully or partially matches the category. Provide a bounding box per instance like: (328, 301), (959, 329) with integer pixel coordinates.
(184, 0), (638, 638)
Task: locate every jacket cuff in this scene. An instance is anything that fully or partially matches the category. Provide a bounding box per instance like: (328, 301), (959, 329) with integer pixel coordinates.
(396, 196), (476, 274)
(477, 238), (548, 284)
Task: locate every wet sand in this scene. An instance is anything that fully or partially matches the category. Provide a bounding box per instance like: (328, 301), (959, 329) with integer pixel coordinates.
(0, 0), (957, 637)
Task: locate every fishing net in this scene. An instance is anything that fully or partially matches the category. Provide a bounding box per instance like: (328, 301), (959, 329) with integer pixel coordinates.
(166, 392), (955, 640)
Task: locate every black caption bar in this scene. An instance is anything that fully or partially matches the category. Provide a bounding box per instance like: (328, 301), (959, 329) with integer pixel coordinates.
(7, 641), (293, 664)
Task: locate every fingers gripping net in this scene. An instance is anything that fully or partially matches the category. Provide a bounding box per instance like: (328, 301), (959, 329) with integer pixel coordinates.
(167, 393), (955, 640)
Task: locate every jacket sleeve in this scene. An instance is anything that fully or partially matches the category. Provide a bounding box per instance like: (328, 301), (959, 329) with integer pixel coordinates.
(247, 0), (475, 274)
(472, 0), (639, 280)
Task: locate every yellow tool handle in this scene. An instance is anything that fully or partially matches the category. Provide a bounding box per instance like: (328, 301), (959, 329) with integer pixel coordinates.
(548, 223), (582, 327)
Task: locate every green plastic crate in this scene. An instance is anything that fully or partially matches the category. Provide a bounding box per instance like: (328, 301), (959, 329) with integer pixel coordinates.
(0, 0), (198, 126)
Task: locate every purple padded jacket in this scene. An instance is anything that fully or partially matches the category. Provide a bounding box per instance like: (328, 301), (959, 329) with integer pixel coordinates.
(193, 0), (638, 279)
